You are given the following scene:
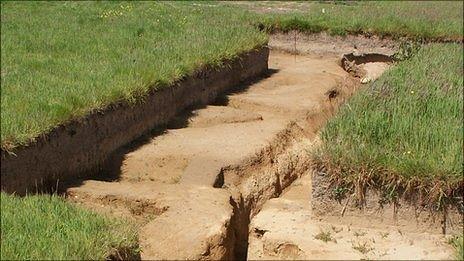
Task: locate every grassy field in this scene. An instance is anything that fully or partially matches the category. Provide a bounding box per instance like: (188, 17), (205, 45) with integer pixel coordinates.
(314, 43), (463, 206)
(0, 1), (266, 150)
(0, 193), (139, 260)
(249, 1), (463, 40)
(2, 2), (463, 150)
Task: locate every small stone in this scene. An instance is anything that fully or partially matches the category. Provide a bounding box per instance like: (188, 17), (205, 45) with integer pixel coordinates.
(361, 77), (371, 84)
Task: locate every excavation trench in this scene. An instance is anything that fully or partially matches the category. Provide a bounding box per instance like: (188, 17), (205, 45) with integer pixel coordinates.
(67, 36), (396, 260)
(219, 52), (391, 259)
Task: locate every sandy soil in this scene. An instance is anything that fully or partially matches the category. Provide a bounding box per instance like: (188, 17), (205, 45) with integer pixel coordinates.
(248, 174), (456, 260)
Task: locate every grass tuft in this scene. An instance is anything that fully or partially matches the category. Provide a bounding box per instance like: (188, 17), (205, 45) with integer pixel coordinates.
(450, 235), (464, 260)
(315, 229), (336, 243)
(352, 241), (374, 255)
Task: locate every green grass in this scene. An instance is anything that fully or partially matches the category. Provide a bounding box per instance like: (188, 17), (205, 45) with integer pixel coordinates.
(254, 1), (463, 40)
(2, 2), (463, 150)
(0, 193), (139, 260)
(314, 43), (463, 206)
(452, 236), (464, 260)
(0, 1), (267, 149)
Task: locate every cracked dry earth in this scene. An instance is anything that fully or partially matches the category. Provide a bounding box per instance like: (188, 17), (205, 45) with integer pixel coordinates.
(66, 37), (454, 260)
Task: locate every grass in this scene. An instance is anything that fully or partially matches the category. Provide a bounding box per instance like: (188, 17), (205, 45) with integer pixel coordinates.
(252, 1), (463, 40)
(352, 241), (374, 255)
(314, 43), (463, 207)
(2, 2), (463, 150)
(0, 193), (139, 260)
(452, 236), (464, 260)
(448, 235), (464, 260)
(0, 1), (267, 149)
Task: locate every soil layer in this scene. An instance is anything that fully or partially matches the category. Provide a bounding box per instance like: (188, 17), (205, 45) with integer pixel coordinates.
(311, 170), (463, 235)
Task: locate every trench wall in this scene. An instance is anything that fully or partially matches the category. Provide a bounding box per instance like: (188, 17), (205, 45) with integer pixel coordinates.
(1, 47), (270, 194)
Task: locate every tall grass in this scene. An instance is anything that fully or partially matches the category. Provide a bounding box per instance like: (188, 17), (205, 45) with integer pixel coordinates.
(314, 43), (463, 205)
(0, 193), (139, 260)
(0, 1), (267, 149)
(256, 1), (463, 40)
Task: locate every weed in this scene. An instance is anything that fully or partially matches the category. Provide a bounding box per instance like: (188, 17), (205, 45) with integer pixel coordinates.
(448, 235), (464, 260)
(354, 231), (367, 237)
(315, 229), (336, 243)
(378, 186), (398, 206)
(393, 41), (422, 61)
(332, 184), (349, 202)
(352, 241), (374, 254)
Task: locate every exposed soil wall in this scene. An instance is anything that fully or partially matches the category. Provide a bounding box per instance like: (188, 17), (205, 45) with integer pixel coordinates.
(311, 170), (464, 235)
(1, 47), (269, 195)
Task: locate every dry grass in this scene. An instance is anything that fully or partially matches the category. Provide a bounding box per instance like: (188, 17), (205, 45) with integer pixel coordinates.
(315, 230), (336, 243)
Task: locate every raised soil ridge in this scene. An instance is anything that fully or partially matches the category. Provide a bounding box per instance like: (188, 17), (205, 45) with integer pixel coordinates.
(1, 47), (269, 195)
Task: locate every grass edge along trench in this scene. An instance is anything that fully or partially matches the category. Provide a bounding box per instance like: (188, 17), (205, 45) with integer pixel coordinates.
(313, 43), (463, 210)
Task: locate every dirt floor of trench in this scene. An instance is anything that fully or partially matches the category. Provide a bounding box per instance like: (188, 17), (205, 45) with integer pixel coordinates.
(248, 173), (456, 260)
(66, 35), (456, 260)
